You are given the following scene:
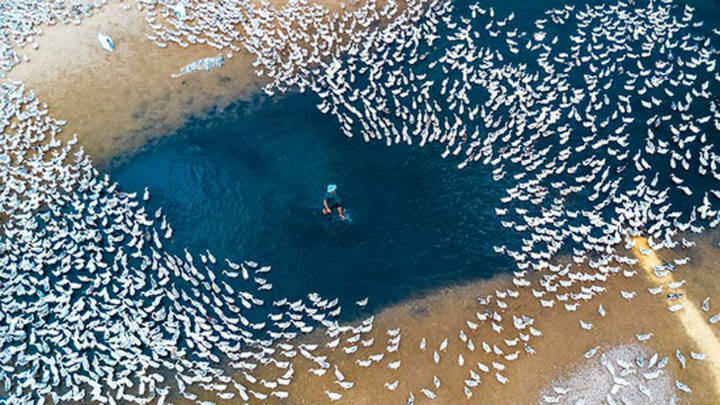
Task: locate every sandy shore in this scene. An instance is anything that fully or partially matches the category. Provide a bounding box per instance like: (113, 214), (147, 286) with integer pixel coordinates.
(3, 1), (267, 167)
(176, 234), (719, 404)
(1, 0), (377, 168)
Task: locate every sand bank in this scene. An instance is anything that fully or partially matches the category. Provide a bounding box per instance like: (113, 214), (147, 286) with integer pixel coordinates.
(2, 1), (274, 167)
(175, 235), (719, 404)
(2, 0), (385, 168)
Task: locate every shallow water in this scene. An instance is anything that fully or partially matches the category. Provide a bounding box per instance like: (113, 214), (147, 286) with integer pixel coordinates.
(110, 93), (513, 316)
(187, 235), (720, 404)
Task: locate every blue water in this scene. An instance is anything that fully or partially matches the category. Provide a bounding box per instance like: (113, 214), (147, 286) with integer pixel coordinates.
(109, 0), (720, 318)
(110, 94), (512, 315)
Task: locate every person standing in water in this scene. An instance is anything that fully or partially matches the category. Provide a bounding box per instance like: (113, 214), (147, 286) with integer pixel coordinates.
(322, 184), (345, 219)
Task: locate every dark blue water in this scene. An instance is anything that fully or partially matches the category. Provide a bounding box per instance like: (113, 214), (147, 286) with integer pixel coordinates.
(110, 94), (512, 315)
(109, 0), (720, 317)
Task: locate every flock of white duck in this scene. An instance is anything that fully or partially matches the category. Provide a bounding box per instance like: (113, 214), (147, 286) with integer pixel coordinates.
(0, 0), (719, 403)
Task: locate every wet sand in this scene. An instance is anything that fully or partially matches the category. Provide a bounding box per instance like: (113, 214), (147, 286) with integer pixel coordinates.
(176, 236), (719, 404)
(3, 1), (255, 167)
(2, 0), (389, 168)
(2, 0), (319, 167)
